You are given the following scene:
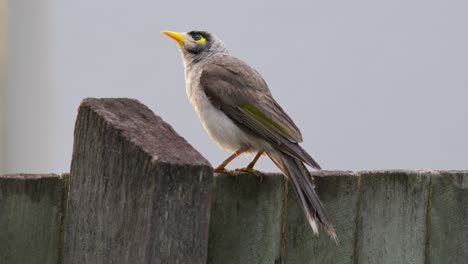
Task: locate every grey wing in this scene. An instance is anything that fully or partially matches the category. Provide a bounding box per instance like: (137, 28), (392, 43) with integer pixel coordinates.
(199, 56), (321, 169)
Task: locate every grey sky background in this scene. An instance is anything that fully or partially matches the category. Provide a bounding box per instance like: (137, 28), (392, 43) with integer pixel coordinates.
(3, 0), (468, 174)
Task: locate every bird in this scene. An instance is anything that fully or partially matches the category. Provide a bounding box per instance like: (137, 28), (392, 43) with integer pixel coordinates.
(162, 30), (337, 241)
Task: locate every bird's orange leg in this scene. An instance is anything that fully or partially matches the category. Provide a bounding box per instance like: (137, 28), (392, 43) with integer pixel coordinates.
(246, 151), (264, 169)
(214, 146), (250, 174)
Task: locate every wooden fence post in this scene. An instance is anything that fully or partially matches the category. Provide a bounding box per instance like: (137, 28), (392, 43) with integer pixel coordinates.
(62, 98), (213, 264)
(427, 171), (468, 263)
(283, 171), (359, 263)
(355, 171), (430, 263)
(207, 173), (286, 263)
(0, 174), (69, 264)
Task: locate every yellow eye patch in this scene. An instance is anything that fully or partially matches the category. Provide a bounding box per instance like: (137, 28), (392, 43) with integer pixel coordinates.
(195, 36), (206, 43)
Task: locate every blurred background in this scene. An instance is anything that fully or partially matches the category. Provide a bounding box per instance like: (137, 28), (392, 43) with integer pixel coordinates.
(1, 0), (467, 174)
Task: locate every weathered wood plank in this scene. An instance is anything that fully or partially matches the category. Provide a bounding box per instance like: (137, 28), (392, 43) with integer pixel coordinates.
(426, 171), (468, 264)
(0, 173), (69, 264)
(355, 171), (430, 264)
(63, 98), (213, 264)
(283, 171), (359, 264)
(207, 173), (286, 264)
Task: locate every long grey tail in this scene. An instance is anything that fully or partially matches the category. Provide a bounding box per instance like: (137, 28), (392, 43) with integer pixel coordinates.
(267, 149), (338, 243)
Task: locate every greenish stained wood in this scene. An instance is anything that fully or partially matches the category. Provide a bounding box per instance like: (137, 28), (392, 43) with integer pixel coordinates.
(207, 173), (286, 264)
(355, 171), (430, 264)
(0, 174), (69, 264)
(208, 170), (468, 263)
(283, 171), (359, 264)
(426, 171), (468, 264)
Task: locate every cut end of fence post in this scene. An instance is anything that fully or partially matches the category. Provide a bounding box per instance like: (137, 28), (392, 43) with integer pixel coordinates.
(76, 97), (210, 166)
(64, 98), (213, 264)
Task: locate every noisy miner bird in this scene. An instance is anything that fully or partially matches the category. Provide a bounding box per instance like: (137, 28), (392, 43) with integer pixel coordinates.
(162, 30), (337, 241)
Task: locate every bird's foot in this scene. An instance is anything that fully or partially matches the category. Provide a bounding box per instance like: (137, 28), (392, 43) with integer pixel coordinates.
(213, 167), (236, 177)
(235, 167), (263, 179)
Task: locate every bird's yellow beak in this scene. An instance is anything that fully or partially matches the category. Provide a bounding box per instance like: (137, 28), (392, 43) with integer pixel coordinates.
(161, 31), (186, 45)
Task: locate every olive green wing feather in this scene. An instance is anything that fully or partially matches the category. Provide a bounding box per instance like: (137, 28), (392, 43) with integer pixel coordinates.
(199, 56), (321, 169)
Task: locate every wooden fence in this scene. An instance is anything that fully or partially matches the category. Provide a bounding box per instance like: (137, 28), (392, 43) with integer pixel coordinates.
(1, 98), (467, 264)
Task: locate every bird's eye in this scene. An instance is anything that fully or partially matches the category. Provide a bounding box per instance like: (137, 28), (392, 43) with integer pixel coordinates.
(190, 32), (207, 43)
(192, 33), (202, 41)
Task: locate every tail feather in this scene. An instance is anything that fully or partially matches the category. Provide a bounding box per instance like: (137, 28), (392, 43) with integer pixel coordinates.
(283, 141), (322, 170)
(267, 150), (338, 243)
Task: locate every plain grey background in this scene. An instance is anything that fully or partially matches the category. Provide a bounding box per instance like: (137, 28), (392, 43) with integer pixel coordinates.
(2, 0), (467, 174)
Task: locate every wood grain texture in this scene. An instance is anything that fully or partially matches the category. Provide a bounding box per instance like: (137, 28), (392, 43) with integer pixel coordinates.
(355, 171), (430, 264)
(283, 171), (359, 264)
(0, 174), (69, 264)
(207, 173), (286, 264)
(63, 98), (213, 264)
(426, 171), (468, 264)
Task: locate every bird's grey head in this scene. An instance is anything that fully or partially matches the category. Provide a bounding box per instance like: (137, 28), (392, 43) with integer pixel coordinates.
(162, 30), (229, 67)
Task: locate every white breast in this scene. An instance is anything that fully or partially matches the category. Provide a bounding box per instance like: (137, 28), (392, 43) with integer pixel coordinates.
(186, 73), (267, 153)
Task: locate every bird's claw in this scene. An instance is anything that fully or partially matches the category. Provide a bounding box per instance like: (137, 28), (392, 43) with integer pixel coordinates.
(235, 167), (263, 179)
(213, 167), (236, 177)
